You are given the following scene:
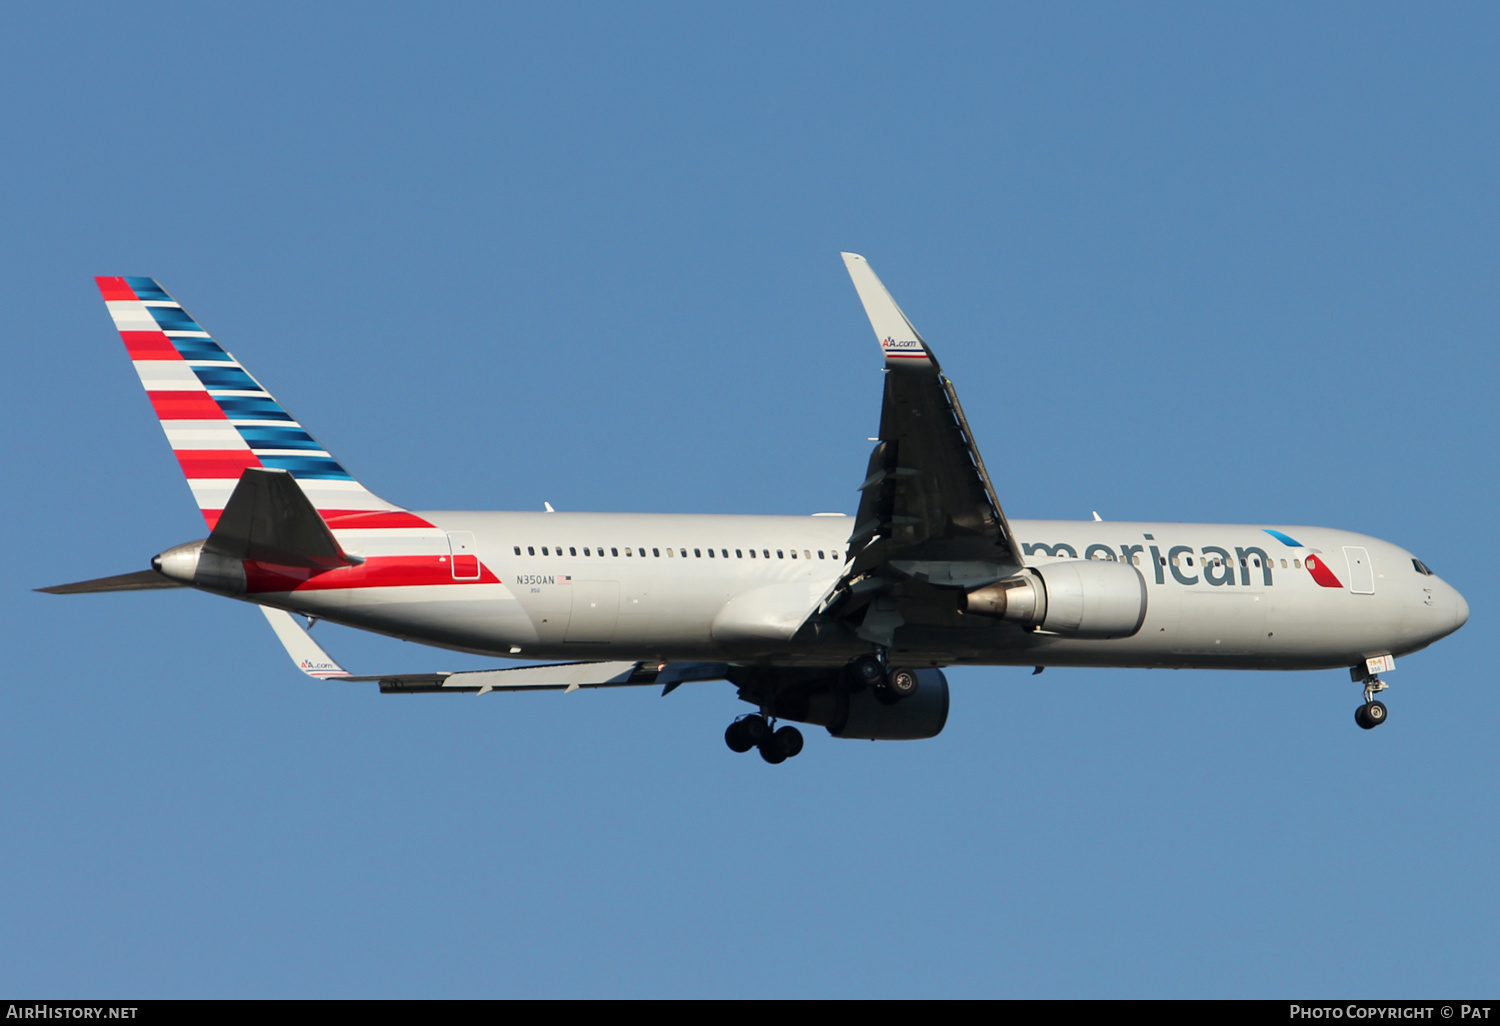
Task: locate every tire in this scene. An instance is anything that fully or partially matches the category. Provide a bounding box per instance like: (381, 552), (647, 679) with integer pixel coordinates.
(775, 725), (804, 759)
(759, 736), (788, 764)
(740, 714), (770, 745)
(887, 667), (919, 699)
(725, 721), (754, 753)
(1366, 700), (1387, 726)
(848, 655), (885, 691)
(1355, 704), (1375, 730)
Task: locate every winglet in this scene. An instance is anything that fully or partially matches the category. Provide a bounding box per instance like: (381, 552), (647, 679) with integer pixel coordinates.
(260, 607), (352, 678)
(841, 253), (937, 371)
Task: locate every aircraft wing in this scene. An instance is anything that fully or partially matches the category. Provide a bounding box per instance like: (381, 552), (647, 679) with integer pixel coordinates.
(259, 607), (728, 694)
(831, 254), (1024, 644)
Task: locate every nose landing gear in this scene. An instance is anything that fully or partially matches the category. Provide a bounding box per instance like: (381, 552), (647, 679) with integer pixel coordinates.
(1352, 665), (1390, 730)
(725, 714), (804, 763)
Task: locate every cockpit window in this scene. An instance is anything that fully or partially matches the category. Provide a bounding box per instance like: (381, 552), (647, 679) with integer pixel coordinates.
(1412, 558), (1435, 576)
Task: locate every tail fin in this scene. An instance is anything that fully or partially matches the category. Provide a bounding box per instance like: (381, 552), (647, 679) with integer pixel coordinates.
(96, 276), (402, 528)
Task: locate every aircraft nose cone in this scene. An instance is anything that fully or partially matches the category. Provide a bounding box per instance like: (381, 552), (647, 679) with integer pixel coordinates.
(1452, 586), (1470, 632)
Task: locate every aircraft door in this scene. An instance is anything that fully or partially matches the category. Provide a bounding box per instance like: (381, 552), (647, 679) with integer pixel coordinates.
(566, 581), (620, 643)
(1343, 546), (1374, 594)
(447, 531), (481, 580)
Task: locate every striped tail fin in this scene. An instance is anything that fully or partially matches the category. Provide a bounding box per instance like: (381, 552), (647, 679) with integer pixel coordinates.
(97, 276), (404, 529)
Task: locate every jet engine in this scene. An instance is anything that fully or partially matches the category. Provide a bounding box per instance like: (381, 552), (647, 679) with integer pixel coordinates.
(771, 667), (950, 741)
(960, 560), (1147, 639)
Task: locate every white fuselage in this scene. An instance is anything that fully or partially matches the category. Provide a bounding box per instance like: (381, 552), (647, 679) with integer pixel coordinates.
(255, 512), (1467, 672)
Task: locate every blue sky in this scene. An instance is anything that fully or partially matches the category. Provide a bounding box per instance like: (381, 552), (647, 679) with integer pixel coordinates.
(2, 2), (1495, 997)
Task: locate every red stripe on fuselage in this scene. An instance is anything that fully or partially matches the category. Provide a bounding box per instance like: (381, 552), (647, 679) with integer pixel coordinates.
(321, 510), (435, 529)
(244, 555), (500, 593)
(122, 331), (181, 360)
(148, 391), (227, 420)
(176, 449), (260, 479)
(95, 276), (137, 301)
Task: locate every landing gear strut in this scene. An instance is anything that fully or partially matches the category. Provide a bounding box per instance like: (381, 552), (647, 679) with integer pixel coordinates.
(1352, 667), (1390, 730)
(725, 713), (804, 763)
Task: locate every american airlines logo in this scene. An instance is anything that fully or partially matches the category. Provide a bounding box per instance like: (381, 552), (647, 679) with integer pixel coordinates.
(1019, 538), (1339, 588)
(882, 336), (921, 349)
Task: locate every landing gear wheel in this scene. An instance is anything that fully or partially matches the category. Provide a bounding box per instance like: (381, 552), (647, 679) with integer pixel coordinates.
(758, 735), (788, 764)
(774, 725), (804, 759)
(886, 667), (919, 699)
(725, 714), (770, 753)
(1355, 700), (1387, 730)
(725, 721), (754, 753)
(849, 654), (885, 691)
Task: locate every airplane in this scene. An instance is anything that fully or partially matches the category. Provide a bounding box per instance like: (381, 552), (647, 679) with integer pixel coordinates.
(40, 254), (1469, 763)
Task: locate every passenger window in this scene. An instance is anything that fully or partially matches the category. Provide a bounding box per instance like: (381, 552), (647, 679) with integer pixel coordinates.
(791, 550), (797, 559)
(1293, 558), (1301, 568)
(652, 548), (659, 557)
(680, 549), (687, 558)
(804, 550), (811, 559)
(528, 546), (535, 556)
(818, 550), (825, 559)
(764, 550), (770, 559)
(569, 547), (577, 556)
(722, 549), (729, 558)
(1132, 556), (1141, 566)
(1159, 557), (1166, 566)
(777, 550), (784, 559)
(668, 548), (674, 557)
(625, 547), (632, 556)
(541, 547), (548, 556)
(1280, 559), (1287, 568)
(736, 549), (743, 558)
(1254, 558), (1261, 568)
(694, 548), (701, 558)
(610, 547), (618, 557)
(513, 546), (521, 555)
(707, 548), (714, 558)
(749, 549), (756, 558)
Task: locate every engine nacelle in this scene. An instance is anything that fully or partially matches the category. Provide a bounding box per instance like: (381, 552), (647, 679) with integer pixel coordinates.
(771, 668), (950, 741)
(961, 560), (1147, 639)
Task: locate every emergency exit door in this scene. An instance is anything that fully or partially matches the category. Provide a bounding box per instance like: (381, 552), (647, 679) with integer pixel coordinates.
(447, 531), (480, 580)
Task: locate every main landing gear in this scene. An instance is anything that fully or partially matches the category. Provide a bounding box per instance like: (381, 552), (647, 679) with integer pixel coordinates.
(848, 652), (919, 704)
(725, 714), (804, 764)
(1352, 667), (1390, 730)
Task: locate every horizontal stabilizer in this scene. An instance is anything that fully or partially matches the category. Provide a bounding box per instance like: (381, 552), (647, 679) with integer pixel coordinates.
(209, 468), (361, 569)
(36, 568), (183, 594)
